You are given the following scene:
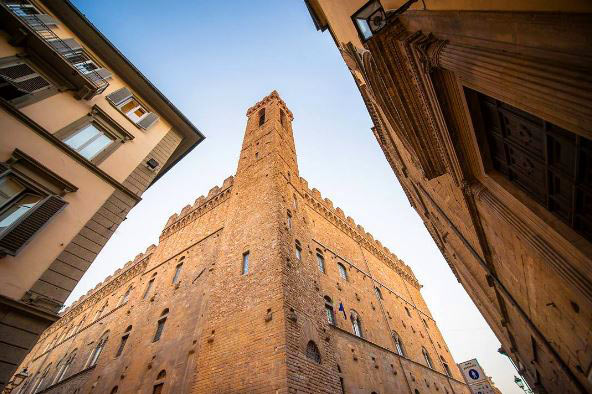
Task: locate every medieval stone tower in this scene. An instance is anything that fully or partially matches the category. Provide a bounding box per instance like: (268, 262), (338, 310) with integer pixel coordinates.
(13, 92), (470, 394)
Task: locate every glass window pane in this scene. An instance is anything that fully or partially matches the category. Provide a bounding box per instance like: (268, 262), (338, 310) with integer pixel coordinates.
(0, 193), (43, 229)
(0, 176), (26, 205)
(120, 98), (139, 114)
(63, 124), (101, 150)
(79, 133), (113, 160)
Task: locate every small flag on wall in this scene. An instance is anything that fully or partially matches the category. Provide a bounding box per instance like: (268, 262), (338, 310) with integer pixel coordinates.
(339, 302), (347, 319)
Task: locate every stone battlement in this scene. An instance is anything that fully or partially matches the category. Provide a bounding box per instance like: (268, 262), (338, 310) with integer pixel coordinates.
(299, 177), (420, 288)
(246, 90), (294, 121)
(159, 175), (234, 240)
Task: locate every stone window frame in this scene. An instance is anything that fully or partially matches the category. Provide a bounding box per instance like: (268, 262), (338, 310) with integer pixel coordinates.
(153, 308), (169, 342)
(54, 104), (134, 166)
(86, 331), (109, 368)
(115, 325), (132, 358)
(241, 251), (250, 275)
(0, 149), (74, 256)
(0, 55), (61, 108)
(305, 340), (321, 364)
(316, 249), (326, 274)
(324, 295), (335, 325)
(337, 262), (348, 281)
(295, 240), (302, 261)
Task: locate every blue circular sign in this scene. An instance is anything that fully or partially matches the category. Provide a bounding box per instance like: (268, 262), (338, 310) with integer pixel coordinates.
(468, 368), (480, 380)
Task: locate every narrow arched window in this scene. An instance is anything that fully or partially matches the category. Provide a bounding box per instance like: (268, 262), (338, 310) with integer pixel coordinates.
(316, 249), (325, 273)
(422, 318), (428, 328)
(374, 287), (383, 300)
(295, 240), (302, 261)
(153, 309), (168, 342)
(280, 109), (286, 127)
(287, 210), (292, 230)
(87, 331), (109, 368)
(324, 296), (335, 325)
(258, 108), (265, 126)
(173, 263), (183, 284)
(292, 194), (297, 210)
(94, 302), (107, 321)
(153, 369), (166, 394)
(306, 340), (321, 363)
(350, 310), (363, 338)
(110, 387), (118, 394)
(391, 331), (405, 357)
(116, 325), (132, 357)
(31, 364), (51, 393)
(143, 278), (155, 299)
(120, 286), (132, 305)
(75, 316), (86, 334)
(422, 347), (433, 369)
(404, 306), (411, 317)
(441, 356), (452, 377)
(241, 251), (249, 275)
(337, 263), (347, 280)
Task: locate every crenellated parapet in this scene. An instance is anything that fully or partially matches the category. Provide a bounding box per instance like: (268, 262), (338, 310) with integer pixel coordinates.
(159, 176), (234, 241)
(38, 245), (154, 342)
(246, 90), (294, 121)
(299, 177), (420, 289)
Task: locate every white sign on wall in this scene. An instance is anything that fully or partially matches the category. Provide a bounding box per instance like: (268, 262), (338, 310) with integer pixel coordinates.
(458, 359), (487, 385)
(468, 381), (496, 394)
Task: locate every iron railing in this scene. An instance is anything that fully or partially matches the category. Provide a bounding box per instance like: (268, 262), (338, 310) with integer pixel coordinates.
(6, 7), (109, 95)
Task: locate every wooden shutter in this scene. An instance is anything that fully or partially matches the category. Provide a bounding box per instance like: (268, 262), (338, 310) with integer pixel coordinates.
(137, 112), (159, 130)
(0, 195), (67, 256)
(0, 62), (51, 94)
(106, 87), (132, 106)
(36, 14), (58, 26)
(49, 38), (82, 54)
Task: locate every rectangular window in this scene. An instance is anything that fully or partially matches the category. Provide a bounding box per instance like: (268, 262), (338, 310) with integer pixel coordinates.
(153, 318), (166, 342)
(115, 334), (128, 357)
(242, 251), (249, 275)
(287, 211), (292, 230)
(280, 109), (286, 127)
(0, 162), (68, 256)
(295, 244), (302, 261)
(316, 253), (325, 273)
(0, 57), (55, 107)
(55, 105), (132, 165)
(258, 108), (265, 126)
(106, 87), (159, 130)
(62, 123), (115, 161)
(468, 89), (592, 242)
(172, 263), (183, 284)
(143, 279), (154, 299)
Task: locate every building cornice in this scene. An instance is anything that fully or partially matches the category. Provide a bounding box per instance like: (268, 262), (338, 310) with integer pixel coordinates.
(43, 0), (205, 186)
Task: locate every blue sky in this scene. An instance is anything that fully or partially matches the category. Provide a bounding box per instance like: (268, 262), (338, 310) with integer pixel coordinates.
(69, 1), (521, 392)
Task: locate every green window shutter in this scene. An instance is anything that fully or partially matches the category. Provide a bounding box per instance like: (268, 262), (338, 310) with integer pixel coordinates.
(106, 87), (132, 106)
(0, 195), (67, 256)
(137, 113), (159, 130)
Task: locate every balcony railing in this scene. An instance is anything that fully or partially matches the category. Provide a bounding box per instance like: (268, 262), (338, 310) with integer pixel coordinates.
(1, 2), (109, 98)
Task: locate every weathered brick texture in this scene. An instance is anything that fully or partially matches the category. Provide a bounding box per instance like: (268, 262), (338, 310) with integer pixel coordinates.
(12, 92), (469, 394)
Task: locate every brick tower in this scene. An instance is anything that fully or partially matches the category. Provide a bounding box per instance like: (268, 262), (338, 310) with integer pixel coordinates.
(12, 92), (470, 394)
